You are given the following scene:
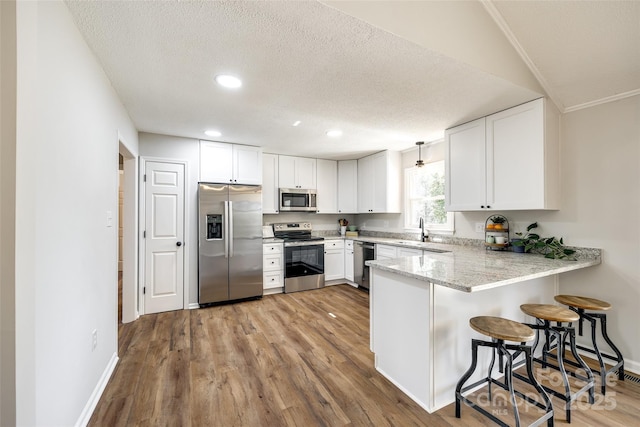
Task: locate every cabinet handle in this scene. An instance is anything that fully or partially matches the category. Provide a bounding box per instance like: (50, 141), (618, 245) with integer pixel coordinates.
(487, 205), (491, 208)
(481, 205), (485, 208)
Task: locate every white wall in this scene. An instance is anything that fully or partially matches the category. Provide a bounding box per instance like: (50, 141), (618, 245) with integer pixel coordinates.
(138, 132), (200, 308)
(452, 96), (640, 370)
(15, 1), (138, 425)
(1, 1), (17, 425)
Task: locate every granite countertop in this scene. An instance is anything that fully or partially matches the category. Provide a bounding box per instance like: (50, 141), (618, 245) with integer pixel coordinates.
(366, 245), (601, 293)
(262, 238), (284, 244)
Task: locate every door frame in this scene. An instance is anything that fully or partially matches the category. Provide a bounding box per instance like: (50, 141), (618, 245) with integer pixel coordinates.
(119, 135), (139, 324)
(138, 156), (190, 315)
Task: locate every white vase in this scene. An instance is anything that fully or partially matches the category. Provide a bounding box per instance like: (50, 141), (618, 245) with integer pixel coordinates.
(340, 226), (347, 236)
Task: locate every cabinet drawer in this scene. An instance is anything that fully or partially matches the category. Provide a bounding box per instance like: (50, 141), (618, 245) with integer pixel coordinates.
(324, 240), (344, 249)
(263, 271), (283, 289)
(263, 244), (282, 254)
(263, 254), (282, 271)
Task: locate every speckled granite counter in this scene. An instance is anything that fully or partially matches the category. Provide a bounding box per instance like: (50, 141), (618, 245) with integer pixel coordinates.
(366, 246), (601, 292)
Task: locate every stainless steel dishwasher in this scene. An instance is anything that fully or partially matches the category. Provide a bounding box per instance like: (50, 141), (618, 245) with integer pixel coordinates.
(354, 241), (375, 290)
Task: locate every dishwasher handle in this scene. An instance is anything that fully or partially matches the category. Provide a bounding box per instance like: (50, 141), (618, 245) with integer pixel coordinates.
(355, 241), (375, 250)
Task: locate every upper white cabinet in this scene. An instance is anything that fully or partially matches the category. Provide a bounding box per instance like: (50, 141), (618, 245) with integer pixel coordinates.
(200, 141), (262, 185)
(316, 159), (338, 214)
(358, 151), (401, 213)
(278, 155), (316, 189)
(445, 98), (559, 211)
(337, 160), (358, 213)
(262, 153), (279, 214)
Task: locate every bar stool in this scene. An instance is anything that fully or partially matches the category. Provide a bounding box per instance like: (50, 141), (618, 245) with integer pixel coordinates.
(518, 304), (595, 423)
(554, 295), (624, 394)
(455, 316), (554, 427)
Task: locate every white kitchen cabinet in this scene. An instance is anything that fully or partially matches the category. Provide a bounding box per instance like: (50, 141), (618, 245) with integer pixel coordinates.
(445, 98), (559, 211)
(397, 247), (422, 257)
(345, 240), (355, 283)
(263, 242), (283, 293)
(337, 160), (358, 213)
(375, 244), (397, 261)
(357, 151), (401, 213)
(200, 141), (262, 185)
(316, 159), (338, 214)
(278, 155), (316, 189)
(324, 239), (345, 281)
(262, 153), (279, 214)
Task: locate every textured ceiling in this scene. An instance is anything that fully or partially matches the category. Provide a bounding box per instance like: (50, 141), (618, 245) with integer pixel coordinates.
(64, 1), (637, 160)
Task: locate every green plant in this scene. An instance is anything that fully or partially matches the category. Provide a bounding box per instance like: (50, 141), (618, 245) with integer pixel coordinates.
(490, 215), (506, 224)
(511, 222), (576, 260)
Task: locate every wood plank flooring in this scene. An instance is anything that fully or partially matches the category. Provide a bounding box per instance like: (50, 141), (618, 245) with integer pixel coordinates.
(90, 284), (640, 426)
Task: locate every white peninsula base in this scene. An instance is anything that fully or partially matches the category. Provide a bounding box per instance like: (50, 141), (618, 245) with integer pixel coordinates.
(369, 268), (557, 413)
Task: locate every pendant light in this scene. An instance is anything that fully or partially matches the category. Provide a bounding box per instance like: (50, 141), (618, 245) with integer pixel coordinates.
(415, 141), (425, 167)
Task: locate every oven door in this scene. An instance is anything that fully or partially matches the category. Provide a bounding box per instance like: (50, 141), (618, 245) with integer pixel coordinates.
(284, 244), (324, 277)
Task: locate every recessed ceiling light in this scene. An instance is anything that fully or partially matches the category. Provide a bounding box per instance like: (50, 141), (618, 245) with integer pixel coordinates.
(204, 130), (222, 137)
(215, 74), (242, 89)
(292, 121), (301, 127)
(326, 130), (342, 138)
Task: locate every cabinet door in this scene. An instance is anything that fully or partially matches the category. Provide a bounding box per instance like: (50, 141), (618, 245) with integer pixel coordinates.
(344, 240), (354, 282)
(371, 152), (388, 213)
(397, 247), (422, 257)
(262, 154), (279, 214)
(324, 240), (345, 281)
(200, 141), (233, 182)
(357, 155), (373, 213)
(296, 157), (317, 189)
(278, 155), (297, 188)
(233, 145), (262, 185)
(376, 244), (397, 260)
(487, 98), (545, 210)
(445, 118), (487, 211)
(337, 160), (358, 213)
(316, 159), (338, 214)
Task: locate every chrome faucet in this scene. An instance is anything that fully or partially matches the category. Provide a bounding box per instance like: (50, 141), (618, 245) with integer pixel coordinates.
(419, 217), (428, 242)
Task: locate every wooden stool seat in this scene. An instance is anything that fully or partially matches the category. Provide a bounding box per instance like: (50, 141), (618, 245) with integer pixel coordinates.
(520, 303), (579, 323)
(555, 294), (611, 311)
(470, 316), (535, 342)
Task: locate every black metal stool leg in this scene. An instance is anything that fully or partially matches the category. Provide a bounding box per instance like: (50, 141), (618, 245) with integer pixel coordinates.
(456, 339), (480, 418)
(567, 327), (595, 404)
(499, 345), (521, 427)
(599, 313), (625, 381)
(522, 345), (554, 427)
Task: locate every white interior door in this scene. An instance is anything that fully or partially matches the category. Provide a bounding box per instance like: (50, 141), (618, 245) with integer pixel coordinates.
(144, 161), (185, 314)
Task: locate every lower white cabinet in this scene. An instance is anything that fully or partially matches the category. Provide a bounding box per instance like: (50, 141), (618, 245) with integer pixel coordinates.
(263, 242), (283, 292)
(324, 239), (345, 281)
(377, 244), (422, 260)
(376, 244), (398, 260)
(345, 240), (355, 283)
(397, 247), (422, 257)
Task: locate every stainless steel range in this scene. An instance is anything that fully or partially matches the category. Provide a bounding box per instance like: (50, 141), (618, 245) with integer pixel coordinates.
(273, 222), (325, 293)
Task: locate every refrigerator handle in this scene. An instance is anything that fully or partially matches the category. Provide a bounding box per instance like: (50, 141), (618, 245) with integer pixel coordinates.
(224, 201), (229, 259)
(228, 201), (234, 257)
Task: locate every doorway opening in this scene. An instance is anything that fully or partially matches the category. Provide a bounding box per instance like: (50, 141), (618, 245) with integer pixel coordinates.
(119, 138), (138, 325)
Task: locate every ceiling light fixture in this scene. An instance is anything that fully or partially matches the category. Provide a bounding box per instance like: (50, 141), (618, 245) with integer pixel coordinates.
(415, 141), (425, 167)
(214, 74), (242, 89)
(326, 130), (342, 138)
(292, 121), (301, 127)
(204, 130), (222, 137)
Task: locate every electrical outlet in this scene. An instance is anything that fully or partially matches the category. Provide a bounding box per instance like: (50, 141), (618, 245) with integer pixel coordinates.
(92, 329), (98, 351)
(475, 222), (485, 233)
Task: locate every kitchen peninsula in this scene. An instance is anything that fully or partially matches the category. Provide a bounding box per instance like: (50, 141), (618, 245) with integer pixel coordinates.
(366, 247), (601, 414)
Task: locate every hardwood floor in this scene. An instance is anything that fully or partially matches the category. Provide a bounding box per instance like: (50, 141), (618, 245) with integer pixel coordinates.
(91, 285), (640, 426)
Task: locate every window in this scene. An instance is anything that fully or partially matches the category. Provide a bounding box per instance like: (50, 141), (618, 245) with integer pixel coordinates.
(404, 160), (454, 232)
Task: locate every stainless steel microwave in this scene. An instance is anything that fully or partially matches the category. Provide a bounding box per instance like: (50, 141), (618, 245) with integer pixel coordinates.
(279, 188), (317, 212)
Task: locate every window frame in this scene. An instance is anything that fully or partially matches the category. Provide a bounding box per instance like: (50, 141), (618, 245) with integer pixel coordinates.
(404, 161), (455, 233)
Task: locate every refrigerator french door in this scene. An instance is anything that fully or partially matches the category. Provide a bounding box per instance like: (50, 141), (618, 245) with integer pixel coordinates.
(198, 183), (263, 305)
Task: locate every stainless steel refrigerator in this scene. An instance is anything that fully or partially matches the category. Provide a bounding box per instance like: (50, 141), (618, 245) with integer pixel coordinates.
(198, 183), (263, 305)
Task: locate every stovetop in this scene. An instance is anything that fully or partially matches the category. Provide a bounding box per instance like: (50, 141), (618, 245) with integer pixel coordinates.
(272, 222), (324, 244)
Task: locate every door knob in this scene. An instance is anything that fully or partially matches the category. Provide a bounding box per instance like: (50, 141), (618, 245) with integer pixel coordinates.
(176, 241), (182, 247)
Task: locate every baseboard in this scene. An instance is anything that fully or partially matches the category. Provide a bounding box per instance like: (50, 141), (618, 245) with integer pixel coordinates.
(75, 352), (119, 427)
(263, 287), (283, 296)
(188, 303), (200, 309)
